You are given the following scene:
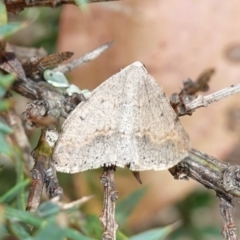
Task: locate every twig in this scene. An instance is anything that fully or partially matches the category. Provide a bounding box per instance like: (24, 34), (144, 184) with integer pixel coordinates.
(2, 109), (34, 172)
(10, 45), (47, 64)
(0, 42), (110, 121)
(53, 41), (113, 74)
(26, 168), (44, 212)
(185, 84), (240, 112)
(5, 0), (119, 14)
(26, 129), (63, 212)
(217, 193), (238, 240)
(170, 148), (240, 202)
(169, 148), (240, 240)
(99, 166), (119, 240)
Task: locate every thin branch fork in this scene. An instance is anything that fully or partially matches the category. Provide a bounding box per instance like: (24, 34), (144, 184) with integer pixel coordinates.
(185, 83), (240, 112)
(53, 42), (113, 74)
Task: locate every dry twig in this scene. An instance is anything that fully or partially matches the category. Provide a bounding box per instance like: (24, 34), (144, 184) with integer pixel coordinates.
(170, 148), (240, 240)
(218, 193), (238, 240)
(185, 83), (240, 112)
(99, 166), (119, 240)
(26, 129), (62, 212)
(5, 0), (119, 14)
(2, 109), (34, 171)
(11, 45), (47, 64)
(53, 41), (113, 74)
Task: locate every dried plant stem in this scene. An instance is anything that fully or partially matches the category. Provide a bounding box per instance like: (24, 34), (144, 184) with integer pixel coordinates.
(26, 129), (62, 212)
(26, 168), (44, 212)
(185, 83), (240, 112)
(11, 45), (47, 63)
(3, 109), (34, 171)
(170, 149), (240, 202)
(53, 42), (113, 74)
(99, 166), (119, 240)
(5, 0), (119, 14)
(170, 148), (240, 240)
(217, 193), (238, 240)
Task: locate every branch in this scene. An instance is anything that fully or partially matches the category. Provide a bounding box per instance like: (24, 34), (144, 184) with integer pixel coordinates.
(0, 42), (111, 124)
(26, 129), (63, 212)
(2, 109), (34, 171)
(170, 148), (240, 202)
(185, 84), (240, 112)
(169, 148), (240, 240)
(5, 0), (119, 14)
(99, 166), (119, 240)
(10, 45), (47, 63)
(217, 193), (238, 240)
(53, 41), (113, 74)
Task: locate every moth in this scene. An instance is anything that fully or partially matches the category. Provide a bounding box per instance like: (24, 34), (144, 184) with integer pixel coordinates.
(53, 62), (190, 173)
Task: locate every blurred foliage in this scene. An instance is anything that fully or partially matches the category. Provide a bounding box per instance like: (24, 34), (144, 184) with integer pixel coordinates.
(0, 74), (15, 157)
(6, 8), (61, 53)
(167, 190), (222, 240)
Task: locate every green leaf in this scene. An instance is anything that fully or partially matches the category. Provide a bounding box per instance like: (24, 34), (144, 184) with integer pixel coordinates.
(64, 228), (96, 240)
(0, 99), (12, 112)
(116, 186), (148, 227)
(0, 86), (6, 99)
(37, 201), (61, 218)
(83, 215), (128, 240)
(0, 178), (30, 204)
(28, 221), (65, 240)
(0, 73), (15, 89)
(15, 152), (26, 210)
(0, 132), (12, 156)
(117, 230), (129, 240)
(0, 2), (7, 25)
(4, 206), (43, 227)
(129, 222), (180, 240)
(0, 225), (8, 239)
(75, 0), (88, 10)
(29, 220), (94, 240)
(0, 122), (13, 134)
(9, 222), (31, 239)
(83, 215), (103, 239)
(201, 226), (222, 237)
(0, 22), (28, 39)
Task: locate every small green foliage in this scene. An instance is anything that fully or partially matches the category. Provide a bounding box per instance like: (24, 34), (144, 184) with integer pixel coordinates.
(83, 214), (103, 239)
(9, 222), (31, 239)
(116, 186), (148, 227)
(0, 74), (15, 156)
(0, 178), (30, 204)
(75, 0), (89, 10)
(0, 122), (13, 134)
(0, 1), (7, 25)
(129, 222), (180, 240)
(0, 99), (12, 112)
(0, 74), (15, 95)
(36, 200), (62, 218)
(0, 22), (28, 39)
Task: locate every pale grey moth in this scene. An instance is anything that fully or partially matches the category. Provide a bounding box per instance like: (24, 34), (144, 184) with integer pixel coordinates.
(53, 62), (190, 173)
